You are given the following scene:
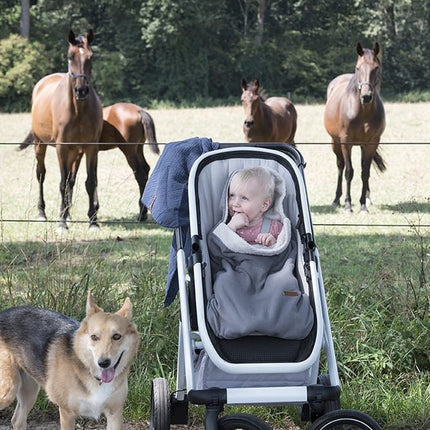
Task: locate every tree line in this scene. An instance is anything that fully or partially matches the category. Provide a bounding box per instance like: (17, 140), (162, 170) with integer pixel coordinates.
(0, 0), (428, 112)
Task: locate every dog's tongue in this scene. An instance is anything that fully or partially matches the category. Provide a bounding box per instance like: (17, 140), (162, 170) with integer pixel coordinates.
(100, 368), (115, 383)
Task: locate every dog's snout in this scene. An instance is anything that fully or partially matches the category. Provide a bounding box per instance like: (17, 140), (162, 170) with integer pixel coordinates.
(98, 358), (111, 368)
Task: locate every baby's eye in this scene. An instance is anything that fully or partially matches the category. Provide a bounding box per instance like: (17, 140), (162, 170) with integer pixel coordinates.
(241, 196), (248, 201)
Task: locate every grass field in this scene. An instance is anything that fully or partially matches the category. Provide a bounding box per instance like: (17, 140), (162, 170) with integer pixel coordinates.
(0, 103), (429, 429)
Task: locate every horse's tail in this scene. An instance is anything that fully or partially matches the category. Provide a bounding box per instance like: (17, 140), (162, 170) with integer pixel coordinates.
(139, 109), (159, 154)
(372, 147), (387, 172)
(18, 131), (35, 150)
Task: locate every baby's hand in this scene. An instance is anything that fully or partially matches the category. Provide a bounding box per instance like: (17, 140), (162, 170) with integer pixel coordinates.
(227, 213), (249, 231)
(256, 233), (276, 246)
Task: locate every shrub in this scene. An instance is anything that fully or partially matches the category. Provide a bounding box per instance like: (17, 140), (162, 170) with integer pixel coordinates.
(0, 34), (52, 112)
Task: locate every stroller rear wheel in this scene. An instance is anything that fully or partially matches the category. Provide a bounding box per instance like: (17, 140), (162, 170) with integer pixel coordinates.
(308, 409), (383, 430)
(218, 413), (272, 430)
(150, 377), (171, 430)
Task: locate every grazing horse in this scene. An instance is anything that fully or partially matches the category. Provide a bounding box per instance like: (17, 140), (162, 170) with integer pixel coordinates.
(324, 43), (386, 212)
(99, 102), (159, 221)
(241, 78), (297, 143)
(21, 29), (103, 229)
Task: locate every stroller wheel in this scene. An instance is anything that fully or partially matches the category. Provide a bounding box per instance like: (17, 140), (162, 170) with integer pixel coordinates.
(217, 413), (272, 430)
(308, 409), (383, 430)
(150, 377), (171, 430)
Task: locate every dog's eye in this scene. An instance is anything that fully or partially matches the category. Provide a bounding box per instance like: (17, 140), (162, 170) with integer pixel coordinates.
(112, 333), (122, 341)
(90, 334), (99, 341)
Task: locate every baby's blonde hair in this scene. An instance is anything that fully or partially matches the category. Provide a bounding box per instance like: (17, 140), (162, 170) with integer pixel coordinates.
(234, 167), (275, 201)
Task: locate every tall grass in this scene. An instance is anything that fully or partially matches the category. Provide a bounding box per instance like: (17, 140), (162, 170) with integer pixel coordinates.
(0, 104), (429, 429)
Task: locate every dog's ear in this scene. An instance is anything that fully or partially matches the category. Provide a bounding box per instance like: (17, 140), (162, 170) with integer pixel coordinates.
(86, 291), (104, 316)
(116, 297), (132, 320)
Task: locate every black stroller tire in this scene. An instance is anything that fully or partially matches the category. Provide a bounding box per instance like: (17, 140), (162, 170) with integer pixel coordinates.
(150, 377), (171, 430)
(218, 413), (272, 430)
(308, 409), (383, 430)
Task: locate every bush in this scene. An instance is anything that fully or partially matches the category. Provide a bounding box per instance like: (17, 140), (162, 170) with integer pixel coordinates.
(0, 34), (52, 112)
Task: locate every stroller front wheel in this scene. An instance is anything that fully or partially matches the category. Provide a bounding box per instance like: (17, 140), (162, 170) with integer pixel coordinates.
(217, 413), (272, 430)
(150, 377), (171, 430)
(308, 409), (383, 430)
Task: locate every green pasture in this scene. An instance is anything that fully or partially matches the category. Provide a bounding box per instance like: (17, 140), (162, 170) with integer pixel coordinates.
(0, 103), (429, 429)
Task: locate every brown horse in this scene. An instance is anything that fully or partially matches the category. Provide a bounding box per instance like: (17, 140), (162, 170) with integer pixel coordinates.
(21, 29), (103, 229)
(241, 78), (297, 143)
(324, 43), (386, 212)
(99, 102), (159, 221)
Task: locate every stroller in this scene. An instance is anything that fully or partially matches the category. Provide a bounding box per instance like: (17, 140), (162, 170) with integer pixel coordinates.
(143, 139), (383, 430)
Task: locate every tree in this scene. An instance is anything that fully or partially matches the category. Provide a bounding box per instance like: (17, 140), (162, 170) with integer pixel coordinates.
(20, 0), (30, 39)
(355, 0), (429, 93)
(0, 0), (427, 110)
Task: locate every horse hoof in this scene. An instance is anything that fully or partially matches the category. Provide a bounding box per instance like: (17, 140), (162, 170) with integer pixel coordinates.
(37, 216), (47, 222)
(332, 201), (340, 208)
(89, 223), (100, 231)
(56, 225), (68, 234)
(360, 206), (369, 214)
(344, 207), (353, 214)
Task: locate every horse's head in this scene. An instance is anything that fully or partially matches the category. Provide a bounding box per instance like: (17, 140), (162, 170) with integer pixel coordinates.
(355, 42), (381, 104)
(241, 78), (261, 128)
(67, 29), (95, 101)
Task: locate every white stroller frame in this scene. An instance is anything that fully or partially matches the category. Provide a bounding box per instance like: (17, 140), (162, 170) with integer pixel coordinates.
(150, 143), (382, 430)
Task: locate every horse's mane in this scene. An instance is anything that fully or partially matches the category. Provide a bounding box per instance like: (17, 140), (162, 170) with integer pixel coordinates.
(258, 88), (268, 102)
(244, 81), (268, 101)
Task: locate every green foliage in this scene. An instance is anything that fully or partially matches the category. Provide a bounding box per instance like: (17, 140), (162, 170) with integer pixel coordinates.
(0, 0), (21, 40)
(0, 34), (52, 112)
(0, 0), (428, 109)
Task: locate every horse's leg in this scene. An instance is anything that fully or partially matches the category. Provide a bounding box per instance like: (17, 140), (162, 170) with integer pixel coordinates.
(34, 143), (48, 220)
(56, 145), (77, 229)
(67, 149), (84, 221)
(342, 144), (354, 212)
(359, 144), (378, 212)
(331, 142), (344, 207)
(84, 145), (99, 228)
(118, 144), (150, 222)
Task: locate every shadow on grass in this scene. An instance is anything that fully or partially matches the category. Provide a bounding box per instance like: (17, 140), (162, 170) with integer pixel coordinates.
(88, 212), (175, 232)
(380, 201), (430, 214)
(311, 200), (430, 215)
(310, 204), (337, 214)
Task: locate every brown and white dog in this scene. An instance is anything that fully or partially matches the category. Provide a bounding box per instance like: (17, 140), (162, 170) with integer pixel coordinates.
(0, 292), (140, 429)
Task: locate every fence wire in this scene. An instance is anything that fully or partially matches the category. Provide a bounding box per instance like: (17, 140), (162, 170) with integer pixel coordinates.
(1, 141), (428, 229)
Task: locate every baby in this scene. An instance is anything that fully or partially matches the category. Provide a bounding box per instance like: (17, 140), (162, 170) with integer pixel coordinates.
(226, 167), (283, 246)
(207, 166), (315, 340)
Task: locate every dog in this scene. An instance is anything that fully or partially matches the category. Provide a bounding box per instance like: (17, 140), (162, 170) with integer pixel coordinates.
(0, 292), (140, 429)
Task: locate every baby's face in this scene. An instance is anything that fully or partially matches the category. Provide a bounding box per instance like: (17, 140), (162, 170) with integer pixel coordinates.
(228, 176), (271, 226)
